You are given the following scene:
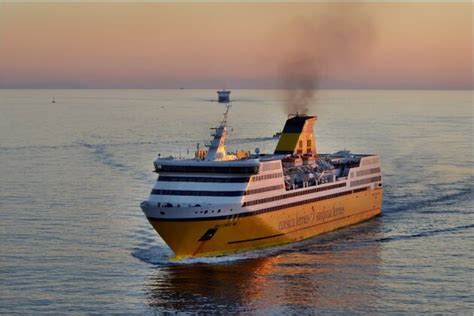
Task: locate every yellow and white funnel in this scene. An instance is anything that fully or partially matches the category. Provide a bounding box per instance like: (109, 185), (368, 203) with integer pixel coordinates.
(274, 114), (317, 156)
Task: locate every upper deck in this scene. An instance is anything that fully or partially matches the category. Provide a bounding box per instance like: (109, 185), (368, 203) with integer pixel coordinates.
(153, 157), (261, 174)
(153, 152), (375, 173)
(142, 109), (382, 222)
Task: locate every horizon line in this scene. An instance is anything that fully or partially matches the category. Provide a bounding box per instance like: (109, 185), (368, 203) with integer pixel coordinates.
(1, 87), (472, 91)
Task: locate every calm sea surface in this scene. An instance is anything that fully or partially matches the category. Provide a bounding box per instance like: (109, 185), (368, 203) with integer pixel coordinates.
(0, 89), (472, 314)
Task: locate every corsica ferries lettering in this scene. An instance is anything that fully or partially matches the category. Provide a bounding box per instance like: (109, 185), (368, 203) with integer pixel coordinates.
(278, 206), (345, 230)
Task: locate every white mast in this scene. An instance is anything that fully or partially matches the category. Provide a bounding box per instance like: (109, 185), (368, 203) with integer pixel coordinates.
(205, 104), (231, 161)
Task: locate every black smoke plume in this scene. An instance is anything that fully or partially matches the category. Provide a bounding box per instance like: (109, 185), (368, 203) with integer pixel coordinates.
(281, 4), (376, 114)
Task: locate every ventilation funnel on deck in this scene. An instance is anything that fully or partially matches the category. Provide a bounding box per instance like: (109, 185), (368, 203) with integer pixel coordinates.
(274, 114), (317, 156)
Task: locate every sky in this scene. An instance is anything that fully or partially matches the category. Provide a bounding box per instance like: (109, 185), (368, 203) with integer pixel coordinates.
(0, 2), (472, 89)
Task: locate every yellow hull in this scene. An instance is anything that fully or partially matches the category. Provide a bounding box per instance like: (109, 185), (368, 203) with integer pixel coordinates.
(148, 188), (383, 259)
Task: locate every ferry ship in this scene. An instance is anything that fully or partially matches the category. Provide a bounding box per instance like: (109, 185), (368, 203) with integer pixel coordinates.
(140, 106), (383, 259)
(217, 89), (231, 103)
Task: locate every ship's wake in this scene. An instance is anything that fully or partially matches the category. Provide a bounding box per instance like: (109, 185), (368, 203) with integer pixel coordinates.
(383, 181), (473, 215)
(374, 224), (474, 243)
(132, 245), (264, 265)
(132, 238), (328, 266)
(132, 244), (286, 265)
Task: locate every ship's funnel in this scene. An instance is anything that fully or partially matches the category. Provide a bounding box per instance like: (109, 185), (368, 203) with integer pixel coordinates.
(274, 114), (317, 156)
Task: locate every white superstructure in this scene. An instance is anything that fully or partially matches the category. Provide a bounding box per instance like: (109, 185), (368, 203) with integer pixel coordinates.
(141, 109), (382, 222)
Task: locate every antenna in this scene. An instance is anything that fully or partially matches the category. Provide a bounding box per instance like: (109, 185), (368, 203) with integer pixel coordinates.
(221, 103), (232, 126)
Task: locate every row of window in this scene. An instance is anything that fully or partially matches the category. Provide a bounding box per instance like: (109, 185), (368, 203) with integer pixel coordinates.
(155, 164), (259, 174)
(194, 209), (224, 215)
(353, 187), (369, 193)
(356, 167), (381, 177)
(158, 176), (250, 183)
(251, 188), (366, 215)
(151, 189), (244, 197)
(251, 172), (283, 182)
(350, 176), (382, 187)
(244, 184), (284, 196)
(151, 184), (284, 197)
(243, 182), (347, 207)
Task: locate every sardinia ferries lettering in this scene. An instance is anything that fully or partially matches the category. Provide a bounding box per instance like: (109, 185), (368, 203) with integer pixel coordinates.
(317, 206), (344, 221)
(278, 206), (345, 230)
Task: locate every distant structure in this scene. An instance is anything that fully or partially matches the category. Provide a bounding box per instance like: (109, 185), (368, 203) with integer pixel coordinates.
(217, 89), (231, 103)
(52, 96), (56, 103)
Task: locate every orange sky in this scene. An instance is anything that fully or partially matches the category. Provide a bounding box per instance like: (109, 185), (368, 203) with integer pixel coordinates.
(0, 2), (472, 89)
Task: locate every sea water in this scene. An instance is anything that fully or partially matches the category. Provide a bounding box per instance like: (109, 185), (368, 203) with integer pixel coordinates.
(0, 89), (472, 313)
